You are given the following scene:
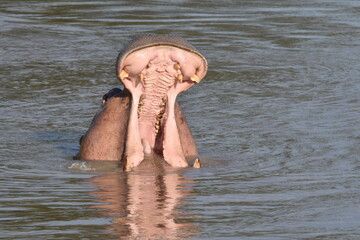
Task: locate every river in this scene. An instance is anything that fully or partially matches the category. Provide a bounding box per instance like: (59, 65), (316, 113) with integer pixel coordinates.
(1, 0), (360, 239)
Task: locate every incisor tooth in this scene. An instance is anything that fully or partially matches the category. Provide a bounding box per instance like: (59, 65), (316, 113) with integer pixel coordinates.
(120, 70), (129, 80)
(177, 74), (183, 83)
(140, 73), (144, 82)
(190, 74), (200, 83)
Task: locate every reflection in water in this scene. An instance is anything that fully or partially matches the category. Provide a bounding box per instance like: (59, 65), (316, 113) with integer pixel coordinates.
(89, 167), (198, 239)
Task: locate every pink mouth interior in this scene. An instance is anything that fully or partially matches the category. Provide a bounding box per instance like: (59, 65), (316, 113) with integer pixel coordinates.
(118, 45), (207, 168)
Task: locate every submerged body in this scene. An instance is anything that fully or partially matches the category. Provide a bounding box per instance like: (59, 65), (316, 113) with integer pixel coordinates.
(77, 34), (207, 171)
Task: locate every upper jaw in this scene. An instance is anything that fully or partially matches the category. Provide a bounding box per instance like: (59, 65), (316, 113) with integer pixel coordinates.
(117, 45), (207, 88)
(116, 34), (207, 86)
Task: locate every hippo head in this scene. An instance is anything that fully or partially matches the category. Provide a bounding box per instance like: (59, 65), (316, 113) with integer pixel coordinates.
(116, 34), (207, 170)
(78, 34), (207, 171)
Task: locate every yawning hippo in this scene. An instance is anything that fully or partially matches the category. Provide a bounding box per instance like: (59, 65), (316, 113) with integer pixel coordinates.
(77, 34), (207, 171)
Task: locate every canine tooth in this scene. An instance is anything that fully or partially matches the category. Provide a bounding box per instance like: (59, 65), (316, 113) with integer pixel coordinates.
(120, 70), (129, 80)
(147, 62), (152, 68)
(174, 63), (180, 70)
(177, 74), (183, 83)
(190, 74), (200, 83)
(193, 158), (201, 168)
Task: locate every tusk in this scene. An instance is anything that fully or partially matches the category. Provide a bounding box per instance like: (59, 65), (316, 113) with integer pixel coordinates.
(120, 70), (129, 80)
(174, 63), (181, 70)
(140, 73), (144, 83)
(193, 158), (201, 168)
(123, 156), (132, 172)
(190, 74), (200, 83)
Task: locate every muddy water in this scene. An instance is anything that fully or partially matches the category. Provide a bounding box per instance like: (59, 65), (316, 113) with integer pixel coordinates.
(1, 0), (360, 239)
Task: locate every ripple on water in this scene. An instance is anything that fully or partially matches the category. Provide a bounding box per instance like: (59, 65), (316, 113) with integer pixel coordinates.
(1, 0), (360, 239)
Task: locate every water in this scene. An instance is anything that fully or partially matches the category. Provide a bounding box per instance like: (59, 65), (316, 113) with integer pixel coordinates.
(1, 0), (360, 239)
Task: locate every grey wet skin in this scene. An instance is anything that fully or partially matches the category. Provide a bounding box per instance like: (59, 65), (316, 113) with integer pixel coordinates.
(77, 34), (207, 171)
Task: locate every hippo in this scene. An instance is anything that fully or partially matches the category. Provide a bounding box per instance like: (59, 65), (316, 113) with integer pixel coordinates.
(77, 34), (207, 171)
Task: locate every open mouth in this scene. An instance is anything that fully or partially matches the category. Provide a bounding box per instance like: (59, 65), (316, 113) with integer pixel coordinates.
(116, 34), (207, 170)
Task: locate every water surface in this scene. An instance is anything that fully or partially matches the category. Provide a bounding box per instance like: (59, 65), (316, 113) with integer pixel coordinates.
(1, 0), (360, 239)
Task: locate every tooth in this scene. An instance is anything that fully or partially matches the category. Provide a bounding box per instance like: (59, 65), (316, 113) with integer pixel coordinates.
(190, 74), (200, 83)
(140, 73), (144, 83)
(123, 156), (132, 172)
(193, 158), (201, 168)
(147, 62), (152, 68)
(174, 63), (180, 70)
(177, 74), (183, 83)
(137, 106), (142, 117)
(120, 70), (129, 80)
